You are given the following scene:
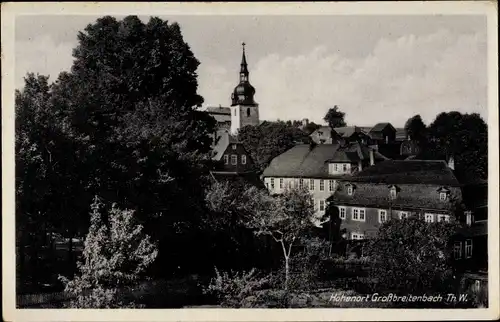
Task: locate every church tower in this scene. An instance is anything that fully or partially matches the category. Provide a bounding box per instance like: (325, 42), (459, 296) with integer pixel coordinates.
(230, 42), (260, 135)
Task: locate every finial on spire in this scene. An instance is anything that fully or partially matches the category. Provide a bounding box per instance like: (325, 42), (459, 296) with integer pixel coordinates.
(240, 42), (248, 74)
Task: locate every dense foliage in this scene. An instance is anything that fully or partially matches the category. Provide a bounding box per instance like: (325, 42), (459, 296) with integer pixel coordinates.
(238, 121), (311, 172)
(323, 105), (347, 129)
(405, 111), (488, 180)
(15, 15), (217, 292)
(365, 217), (460, 296)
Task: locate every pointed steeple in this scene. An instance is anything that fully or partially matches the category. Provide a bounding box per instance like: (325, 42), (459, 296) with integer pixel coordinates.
(240, 42), (249, 75)
(231, 42), (257, 106)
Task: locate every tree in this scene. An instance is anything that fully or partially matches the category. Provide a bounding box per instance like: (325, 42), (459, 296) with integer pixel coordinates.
(423, 112), (488, 180)
(323, 105), (347, 129)
(48, 15), (217, 276)
(59, 196), (158, 308)
(303, 121), (322, 135)
(244, 186), (316, 290)
(238, 121), (311, 172)
(365, 217), (460, 296)
(404, 114), (427, 142)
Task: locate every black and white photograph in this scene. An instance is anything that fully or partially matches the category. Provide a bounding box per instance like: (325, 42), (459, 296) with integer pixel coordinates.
(2, 2), (499, 321)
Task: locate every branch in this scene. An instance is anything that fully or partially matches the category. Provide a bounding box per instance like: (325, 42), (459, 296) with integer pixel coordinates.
(280, 240), (288, 259)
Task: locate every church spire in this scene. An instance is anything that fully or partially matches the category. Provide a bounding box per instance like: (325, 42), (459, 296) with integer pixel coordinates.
(240, 42), (249, 77)
(231, 42), (256, 107)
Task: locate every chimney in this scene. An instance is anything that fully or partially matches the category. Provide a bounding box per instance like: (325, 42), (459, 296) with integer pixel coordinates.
(448, 155), (455, 170)
(369, 148), (375, 166)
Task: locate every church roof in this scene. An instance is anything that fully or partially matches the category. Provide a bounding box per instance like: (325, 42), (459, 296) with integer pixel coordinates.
(206, 106), (231, 114)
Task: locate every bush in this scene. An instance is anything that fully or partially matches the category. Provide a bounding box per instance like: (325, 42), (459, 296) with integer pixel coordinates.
(58, 197), (158, 308)
(203, 267), (271, 308)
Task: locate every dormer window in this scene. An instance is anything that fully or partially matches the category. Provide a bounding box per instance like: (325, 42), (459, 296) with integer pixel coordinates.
(389, 185), (398, 199)
(437, 187), (450, 201)
(346, 184), (355, 196)
(232, 144), (237, 150)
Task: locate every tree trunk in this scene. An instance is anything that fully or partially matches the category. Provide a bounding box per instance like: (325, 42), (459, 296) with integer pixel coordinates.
(284, 256), (290, 291)
(68, 234), (73, 264)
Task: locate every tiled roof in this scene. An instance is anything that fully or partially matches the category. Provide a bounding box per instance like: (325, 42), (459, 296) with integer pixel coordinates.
(262, 144), (344, 179)
(369, 122), (394, 133)
(344, 160), (460, 186)
(262, 143), (389, 179)
(212, 130), (239, 161)
(206, 106), (231, 114)
(328, 142), (389, 163)
(330, 181), (462, 212)
(211, 113), (231, 123)
(333, 126), (362, 138)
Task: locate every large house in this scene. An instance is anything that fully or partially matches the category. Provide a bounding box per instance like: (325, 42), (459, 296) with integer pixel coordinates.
(327, 159), (464, 240)
(262, 142), (389, 225)
(205, 43), (260, 135)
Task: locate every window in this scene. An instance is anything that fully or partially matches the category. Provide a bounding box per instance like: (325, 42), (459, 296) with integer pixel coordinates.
(437, 214), (450, 222)
(319, 200), (325, 212)
(342, 164), (348, 172)
(352, 208), (365, 222)
(299, 178), (304, 189)
(279, 178), (284, 189)
(329, 180), (335, 192)
(465, 239), (473, 258)
(359, 209), (366, 221)
(465, 211), (473, 226)
(339, 207), (346, 220)
(424, 213), (434, 223)
(319, 180), (325, 191)
(334, 164), (338, 171)
(347, 186), (353, 196)
(399, 211), (409, 220)
(309, 179), (315, 191)
(246, 108), (250, 117)
(232, 144), (237, 150)
(390, 188), (397, 199)
(265, 182), (269, 189)
(440, 192), (447, 201)
(454, 242), (462, 259)
(352, 232), (364, 240)
(224, 155), (229, 165)
(231, 155), (237, 165)
(241, 155), (247, 164)
(270, 178), (275, 190)
(379, 210), (387, 223)
(234, 109), (237, 116)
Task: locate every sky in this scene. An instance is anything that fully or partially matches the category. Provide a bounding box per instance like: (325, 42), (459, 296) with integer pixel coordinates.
(15, 14), (488, 127)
